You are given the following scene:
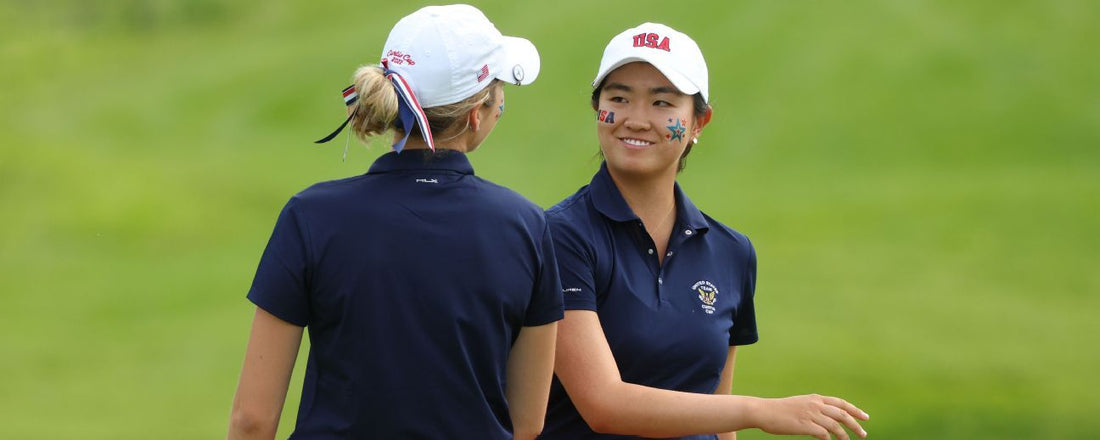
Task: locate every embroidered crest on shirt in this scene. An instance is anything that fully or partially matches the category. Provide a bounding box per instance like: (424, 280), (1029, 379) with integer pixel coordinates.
(692, 280), (718, 314)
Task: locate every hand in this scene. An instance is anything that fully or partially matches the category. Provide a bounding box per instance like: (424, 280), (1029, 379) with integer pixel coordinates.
(754, 394), (869, 440)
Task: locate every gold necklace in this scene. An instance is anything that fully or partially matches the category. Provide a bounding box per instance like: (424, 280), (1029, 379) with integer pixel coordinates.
(648, 203), (676, 234)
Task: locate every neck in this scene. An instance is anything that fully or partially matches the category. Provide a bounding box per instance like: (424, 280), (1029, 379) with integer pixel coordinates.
(608, 165), (678, 264)
(399, 123), (475, 153)
(606, 166), (677, 227)
(400, 138), (470, 153)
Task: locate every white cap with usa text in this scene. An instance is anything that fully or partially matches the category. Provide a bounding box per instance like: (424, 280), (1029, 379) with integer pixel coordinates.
(592, 22), (709, 103)
(382, 4), (541, 108)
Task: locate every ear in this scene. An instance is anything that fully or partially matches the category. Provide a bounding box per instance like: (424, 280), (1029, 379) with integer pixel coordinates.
(692, 105), (713, 137)
(467, 104), (483, 132)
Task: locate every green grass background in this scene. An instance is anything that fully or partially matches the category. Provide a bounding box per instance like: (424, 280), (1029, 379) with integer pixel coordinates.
(1, 0), (1097, 438)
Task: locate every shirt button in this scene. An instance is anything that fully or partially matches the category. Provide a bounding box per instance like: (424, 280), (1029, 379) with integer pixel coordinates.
(647, 248), (654, 255)
(658, 277), (663, 285)
(684, 229), (693, 236)
(666, 251), (673, 257)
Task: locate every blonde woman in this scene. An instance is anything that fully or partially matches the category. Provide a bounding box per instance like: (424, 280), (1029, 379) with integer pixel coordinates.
(228, 5), (561, 439)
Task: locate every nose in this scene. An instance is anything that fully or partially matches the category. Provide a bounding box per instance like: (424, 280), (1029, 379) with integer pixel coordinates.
(622, 114), (651, 131)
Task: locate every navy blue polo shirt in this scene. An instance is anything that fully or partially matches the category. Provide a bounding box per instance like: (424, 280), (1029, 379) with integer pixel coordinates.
(247, 149), (564, 439)
(540, 163), (758, 440)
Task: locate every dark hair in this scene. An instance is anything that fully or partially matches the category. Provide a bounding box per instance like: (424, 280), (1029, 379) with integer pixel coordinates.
(591, 80), (708, 172)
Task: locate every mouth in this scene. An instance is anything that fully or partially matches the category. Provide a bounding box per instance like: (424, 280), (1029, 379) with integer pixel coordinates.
(619, 137), (655, 149)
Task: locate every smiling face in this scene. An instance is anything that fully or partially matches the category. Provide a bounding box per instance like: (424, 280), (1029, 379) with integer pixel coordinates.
(595, 62), (708, 181)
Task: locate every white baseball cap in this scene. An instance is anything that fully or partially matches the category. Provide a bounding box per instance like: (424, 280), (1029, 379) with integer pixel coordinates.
(592, 22), (709, 103)
(381, 4), (540, 108)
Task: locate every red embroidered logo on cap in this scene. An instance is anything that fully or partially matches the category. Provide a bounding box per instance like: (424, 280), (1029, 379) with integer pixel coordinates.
(632, 32), (671, 52)
(476, 64), (489, 82)
(386, 50), (416, 66)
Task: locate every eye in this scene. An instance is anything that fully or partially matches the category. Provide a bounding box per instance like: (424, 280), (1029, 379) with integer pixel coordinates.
(654, 100), (673, 107)
(608, 96), (627, 104)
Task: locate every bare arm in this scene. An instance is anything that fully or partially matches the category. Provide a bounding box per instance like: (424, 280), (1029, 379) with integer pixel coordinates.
(715, 347), (738, 440)
(227, 307), (304, 440)
(506, 322), (558, 440)
(555, 310), (869, 439)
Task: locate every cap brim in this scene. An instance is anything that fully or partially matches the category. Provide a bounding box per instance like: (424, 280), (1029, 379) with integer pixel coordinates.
(497, 36), (540, 86)
(592, 55), (700, 97)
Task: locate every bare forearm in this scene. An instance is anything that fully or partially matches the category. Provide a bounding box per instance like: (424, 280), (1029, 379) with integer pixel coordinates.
(506, 323), (557, 438)
(227, 413), (278, 440)
(227, 307), (302, 440)
(557, 312), (867, 438)
(714, 347), (738, 440)
(582, 382), (763, 437)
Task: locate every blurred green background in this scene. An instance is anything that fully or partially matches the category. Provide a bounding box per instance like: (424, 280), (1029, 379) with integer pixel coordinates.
(1, 0), (1097, 438)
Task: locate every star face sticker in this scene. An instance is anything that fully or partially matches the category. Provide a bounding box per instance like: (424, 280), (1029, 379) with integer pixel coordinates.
(666, 118), (686, 142)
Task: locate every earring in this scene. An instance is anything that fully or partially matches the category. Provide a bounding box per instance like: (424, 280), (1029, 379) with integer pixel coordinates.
(692, 136), (699, 144)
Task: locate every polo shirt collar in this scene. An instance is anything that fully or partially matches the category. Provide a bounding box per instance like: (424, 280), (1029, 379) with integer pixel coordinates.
(674, 181), (710, 233)
(589, 162), (710, 233)
(367, 149), (474, 175)
(589, 162), (637, 222)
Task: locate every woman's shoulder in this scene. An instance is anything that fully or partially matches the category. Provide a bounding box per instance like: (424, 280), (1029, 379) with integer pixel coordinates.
(543, 185), (609, 252)
(699, 211), (754, 251)
(467, 176), (550, 219)
(272, 175), (369, 212)
(293, 174), (373, 200)
(545, 184), (593, 221)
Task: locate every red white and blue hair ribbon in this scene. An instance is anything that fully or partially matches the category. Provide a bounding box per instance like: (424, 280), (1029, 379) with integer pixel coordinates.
(342, 85), (358, 106)
(382, 59), (434, 152)
(314, 60), (434, 152)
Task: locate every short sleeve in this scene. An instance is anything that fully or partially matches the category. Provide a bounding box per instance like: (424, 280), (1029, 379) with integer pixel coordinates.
(730, 240), (758, 346)
(524, 222), (565, 326)
(548, 217), (598, 311)
(247, 198), (311, 327)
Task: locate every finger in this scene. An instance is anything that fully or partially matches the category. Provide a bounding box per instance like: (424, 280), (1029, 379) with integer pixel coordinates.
(823, 396), (870, 420)
(826, 404), (867, 438)
(815, 414), (849, 440)
(810, 426), (830, 440)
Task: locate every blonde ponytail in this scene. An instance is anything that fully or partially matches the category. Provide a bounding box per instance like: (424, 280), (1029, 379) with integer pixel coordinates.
(348, 65), (400, 143)
(344, 64), (501, 146)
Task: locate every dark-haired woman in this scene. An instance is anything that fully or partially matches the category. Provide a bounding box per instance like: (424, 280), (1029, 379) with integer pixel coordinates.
(542, 23), (869, 440)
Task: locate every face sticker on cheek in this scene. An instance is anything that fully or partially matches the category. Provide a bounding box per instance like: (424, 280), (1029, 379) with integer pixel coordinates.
(665, 118), (687, 143)
(497, 97), (505, 120)
(597, 109), (616, 124)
